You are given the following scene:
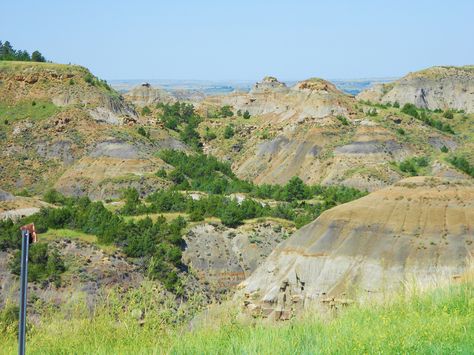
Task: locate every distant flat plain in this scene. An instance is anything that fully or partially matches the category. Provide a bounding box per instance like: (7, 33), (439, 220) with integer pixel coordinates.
(109, 77), (397, 96)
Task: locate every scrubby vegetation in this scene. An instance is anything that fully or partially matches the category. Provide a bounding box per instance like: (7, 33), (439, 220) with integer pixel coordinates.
(207, 105), (234, 118)
(398, 156), (430, 176)
(401, 103), (454, 134)
(0, 196), (188, 292)
(137, 126), (150, 139)
(141, 106), (151, 116)
(447, 155), (474, 177)
(336, 115), (349, 125)
(83, 72), (112, 91)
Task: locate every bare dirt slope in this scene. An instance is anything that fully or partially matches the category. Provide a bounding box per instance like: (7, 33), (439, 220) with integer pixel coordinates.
(239, 177), (474, 319)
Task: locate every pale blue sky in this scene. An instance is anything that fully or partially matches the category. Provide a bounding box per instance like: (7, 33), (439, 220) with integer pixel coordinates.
(2, 0), (473, 81)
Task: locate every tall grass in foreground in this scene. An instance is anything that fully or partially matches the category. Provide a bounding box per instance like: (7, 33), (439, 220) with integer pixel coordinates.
(1, 281), (473, 354)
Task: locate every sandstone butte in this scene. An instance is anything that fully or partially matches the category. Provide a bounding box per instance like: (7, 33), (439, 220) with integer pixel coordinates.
(356, 65), (474, 113)
(239, 176), (474, 320)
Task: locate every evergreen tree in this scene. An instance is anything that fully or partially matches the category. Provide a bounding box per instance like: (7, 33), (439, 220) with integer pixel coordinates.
(224, 125), (234, 139)
(2, 41), (14, 57)
(31, 50), (46, 62)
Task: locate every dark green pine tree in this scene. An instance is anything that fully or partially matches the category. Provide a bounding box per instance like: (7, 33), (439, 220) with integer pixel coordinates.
(31, 50), (46, 62)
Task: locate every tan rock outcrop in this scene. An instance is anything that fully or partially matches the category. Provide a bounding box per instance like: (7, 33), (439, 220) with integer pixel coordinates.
(124, 83), (175, 107)
(239, 177), (474, 319)
(202, 76), (355, 123)
(357, 66), (474, 113)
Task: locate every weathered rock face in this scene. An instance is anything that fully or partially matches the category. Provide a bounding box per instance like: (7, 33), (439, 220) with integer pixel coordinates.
(239, 177), (474, 320)
(53, 138), (175, 199)
(249, 76), (289, 94)
(234, 124), (411, 192)
(357, 66), (474, 113)
(124, 83), (175, 107)
(183, 221), (293, 291)
(202, 76), (355, 123)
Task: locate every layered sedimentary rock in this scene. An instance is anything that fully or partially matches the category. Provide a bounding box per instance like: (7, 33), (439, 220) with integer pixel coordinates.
(239, 177), (474, 319)
(203, 76), (354, 122)
(200, 73), (472, 191)
(183, 221), (293, 290)
(357, 66), (474, 113)
(124, 83), (175, 107)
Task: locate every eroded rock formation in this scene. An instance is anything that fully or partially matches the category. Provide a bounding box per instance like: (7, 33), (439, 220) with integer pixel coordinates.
(357, 66), (474, 113)
(239, 177), (474, 319)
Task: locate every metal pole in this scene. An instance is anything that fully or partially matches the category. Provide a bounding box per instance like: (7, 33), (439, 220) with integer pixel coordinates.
(18, 230), (29, 355)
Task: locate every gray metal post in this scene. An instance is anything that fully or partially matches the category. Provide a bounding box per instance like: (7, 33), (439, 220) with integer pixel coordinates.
(18, 230), (29, 355)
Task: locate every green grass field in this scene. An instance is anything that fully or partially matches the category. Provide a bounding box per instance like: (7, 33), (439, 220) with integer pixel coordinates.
(0, 100), (60, 125)
(1, 278), (472, 354)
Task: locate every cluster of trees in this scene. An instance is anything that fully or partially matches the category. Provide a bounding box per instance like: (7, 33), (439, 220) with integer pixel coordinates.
(237, 109), (251, 119)
(0, 218), (65, 285)
(336, 115), (349, 126)
(249, 178), (366, 204)
(9, 243), (65, 285)
(448, 155), (474, 177)
(122, 178), (366, 229)
(207, 105), (252, 120)
(401, 104), (454, 134)
(158, 150), (367, 204)
(219, 105), (233, 118)
(83, 73), (112, 91)
(158, 150), (251, 194)
(120, 150), (366, 228)
(156, 102), (202, 151)
(142, 190), (267, 228)
(0, 40), (46, 62)
(0, 194), (188, 292)
(398, 156), (429, 176)
(208, 105), (234, 118)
